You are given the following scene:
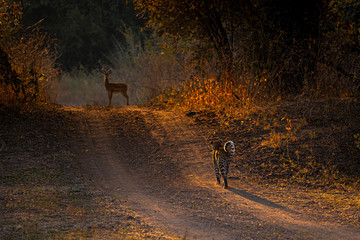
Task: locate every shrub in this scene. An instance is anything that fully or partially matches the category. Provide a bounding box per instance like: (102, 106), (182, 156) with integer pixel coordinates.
(0, 0), (59, 109)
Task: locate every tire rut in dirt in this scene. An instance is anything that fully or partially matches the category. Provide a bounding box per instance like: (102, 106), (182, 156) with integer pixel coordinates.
(139, 110), (313, 239)
(72, 108), (232, 239)
(104, 108), (308, 239)
(71, 107), (358, 240)
(106, 109), (237, 239)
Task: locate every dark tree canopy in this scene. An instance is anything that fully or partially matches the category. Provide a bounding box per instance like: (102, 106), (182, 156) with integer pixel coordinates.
(134, 0), (240, 79)
(134, 0), (327, 86)
(15, 0), (360, 97)
(22, 0), (144, 71)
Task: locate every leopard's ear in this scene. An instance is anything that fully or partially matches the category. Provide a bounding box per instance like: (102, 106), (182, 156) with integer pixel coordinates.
(220, 139), (223, 144)
(210, 141), (213, 144)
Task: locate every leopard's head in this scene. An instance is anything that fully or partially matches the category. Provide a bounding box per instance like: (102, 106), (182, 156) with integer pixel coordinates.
(210, 140), (223, 150)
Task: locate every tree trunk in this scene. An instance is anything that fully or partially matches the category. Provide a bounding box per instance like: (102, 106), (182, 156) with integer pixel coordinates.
(0, 46), (20, 93)
(200, 4), (233, 82)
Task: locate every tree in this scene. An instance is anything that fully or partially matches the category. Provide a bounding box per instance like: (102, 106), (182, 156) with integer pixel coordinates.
(0, 0), (23, 92)
(0, 0), (59, 106)
(321, 0), (360, 96)
(134, 0), (241, 82)
(22, 0), (145, 71)
(134, 0), (327, 90)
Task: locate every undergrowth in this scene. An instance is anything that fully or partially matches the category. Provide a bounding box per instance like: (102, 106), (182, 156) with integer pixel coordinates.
(0, 1), (59, 111)
(152, 75), (360, 191)
(152, 76), (262, 126)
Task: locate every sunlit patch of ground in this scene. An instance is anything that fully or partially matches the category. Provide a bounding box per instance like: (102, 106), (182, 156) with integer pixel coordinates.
(185, 100), (360, 227)
(1, 101), (359, 239)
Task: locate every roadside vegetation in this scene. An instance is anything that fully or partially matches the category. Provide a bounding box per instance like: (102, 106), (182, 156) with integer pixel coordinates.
(133, 1), (360, 225)
(134, 1), (360, 191)
(0, 0), (59, 111)
(1, 0), (359, 237)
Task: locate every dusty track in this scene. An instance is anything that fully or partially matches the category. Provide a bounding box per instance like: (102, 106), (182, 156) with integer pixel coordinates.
(67, 106), (359, 240)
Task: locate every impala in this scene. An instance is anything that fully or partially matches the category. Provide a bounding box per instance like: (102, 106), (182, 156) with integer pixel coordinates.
(102, 69), (129, 106)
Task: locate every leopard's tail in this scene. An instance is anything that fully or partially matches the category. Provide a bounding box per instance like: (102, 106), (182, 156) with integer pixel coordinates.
(224, 141), (235, 157)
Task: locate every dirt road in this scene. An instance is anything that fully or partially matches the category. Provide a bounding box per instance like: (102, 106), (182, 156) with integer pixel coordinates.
(66, 106), (359, 240)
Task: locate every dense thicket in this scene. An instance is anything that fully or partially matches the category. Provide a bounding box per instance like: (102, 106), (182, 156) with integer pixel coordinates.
(22, 0), (144, 71)
(0, 0), (58, 108)
(3, 0), (359, 108)
(135, 0), (360, 98)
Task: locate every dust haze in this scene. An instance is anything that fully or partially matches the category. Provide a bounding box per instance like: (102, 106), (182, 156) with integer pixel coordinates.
(51, 68), (174, 106)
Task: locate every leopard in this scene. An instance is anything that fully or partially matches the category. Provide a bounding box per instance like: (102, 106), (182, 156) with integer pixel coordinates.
(211, 140), (235, 189)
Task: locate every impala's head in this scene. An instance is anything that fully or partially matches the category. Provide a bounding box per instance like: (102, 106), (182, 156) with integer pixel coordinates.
(101, 69), (111, 78)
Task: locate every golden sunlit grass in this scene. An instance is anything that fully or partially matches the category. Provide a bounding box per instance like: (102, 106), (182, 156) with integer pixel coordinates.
(153, 76), (258, 128)
(152, 73), (279, 123)
(162, 77), (360, 189)
(181, 77), (235, 109)
(155, 78), (360, 221)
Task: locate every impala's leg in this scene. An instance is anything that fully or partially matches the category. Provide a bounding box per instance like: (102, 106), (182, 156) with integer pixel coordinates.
(108, 91), (112, 106)
(122, 91), (129, 105)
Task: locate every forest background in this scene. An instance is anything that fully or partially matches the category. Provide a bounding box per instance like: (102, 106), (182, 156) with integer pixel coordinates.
(0, 0), (359, 107)
(1, 1), (360, 238)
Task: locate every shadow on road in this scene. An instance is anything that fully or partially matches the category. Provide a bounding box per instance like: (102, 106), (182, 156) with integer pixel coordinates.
(227, 187), (298, 214)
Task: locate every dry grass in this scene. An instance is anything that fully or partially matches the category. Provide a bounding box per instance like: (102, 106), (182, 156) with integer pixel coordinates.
(0, 28), (59, 110)
(52, 70), (108, 106)
(152, 72), (360, 193)
(183, 99), (360, 226)
(53, 49), (183, 106)
(233, 100), (359, 189)
(152, 75), (360, 226)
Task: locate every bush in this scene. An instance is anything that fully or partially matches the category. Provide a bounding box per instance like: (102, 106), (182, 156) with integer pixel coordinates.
(0, 0), (59, 109)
